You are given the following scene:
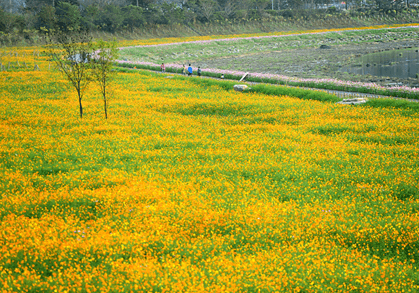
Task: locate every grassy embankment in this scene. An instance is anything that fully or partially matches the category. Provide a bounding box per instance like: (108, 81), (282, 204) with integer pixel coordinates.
(118, 26), (419, 62)
(0, 48), (418, 291)
(2, 9), (418, 47)
(118, 25), (419, 100)
(97, 10), (419, 41)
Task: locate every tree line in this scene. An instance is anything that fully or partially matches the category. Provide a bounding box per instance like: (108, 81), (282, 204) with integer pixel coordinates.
(0, 0), (417, 40)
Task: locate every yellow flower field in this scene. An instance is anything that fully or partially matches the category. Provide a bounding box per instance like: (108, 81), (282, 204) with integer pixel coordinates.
(0, 48), (418, 292)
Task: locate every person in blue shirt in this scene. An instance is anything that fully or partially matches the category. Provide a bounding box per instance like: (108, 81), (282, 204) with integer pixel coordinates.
(187, 64), (193, 76)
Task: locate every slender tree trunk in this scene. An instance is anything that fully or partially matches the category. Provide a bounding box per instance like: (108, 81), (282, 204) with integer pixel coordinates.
(77, 87), (83, 118)
(78, 97), (83, 118)
(103, 86), (107, 119)
(104, 96), (107, 119)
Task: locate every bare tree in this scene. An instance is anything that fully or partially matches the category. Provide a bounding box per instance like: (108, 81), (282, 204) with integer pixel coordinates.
(221, 0), (238, 18)
(199, 0), (218, 21)
(91, 39), (119, 119)
(45, 32), (94, 119)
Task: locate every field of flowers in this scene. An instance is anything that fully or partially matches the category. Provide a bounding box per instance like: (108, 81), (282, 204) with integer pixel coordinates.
(1, 48), (419, 292)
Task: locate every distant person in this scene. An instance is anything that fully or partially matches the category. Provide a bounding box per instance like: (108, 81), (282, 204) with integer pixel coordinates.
(161, 63), (165, 72)
(197, 66), (202, 77)
(221, 74), (224, 79)
(188, 64), (193, 76)
(182, 64), (186, 75)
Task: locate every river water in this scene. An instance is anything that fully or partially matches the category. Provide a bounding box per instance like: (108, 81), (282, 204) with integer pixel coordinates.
(339, 48), (419, 79)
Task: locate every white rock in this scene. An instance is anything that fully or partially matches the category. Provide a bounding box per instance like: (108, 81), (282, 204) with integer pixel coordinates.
(234, 85), (249, 92)
(337, 98), (368, 105)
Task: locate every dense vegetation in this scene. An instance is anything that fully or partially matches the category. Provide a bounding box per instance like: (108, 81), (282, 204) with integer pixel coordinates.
(1, 0), (419, 45)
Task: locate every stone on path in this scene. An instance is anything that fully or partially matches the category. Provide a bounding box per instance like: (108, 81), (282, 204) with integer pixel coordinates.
(320, 45), (331, 49)
(234, 85), (249, 92)
(337, 98), (368, 105)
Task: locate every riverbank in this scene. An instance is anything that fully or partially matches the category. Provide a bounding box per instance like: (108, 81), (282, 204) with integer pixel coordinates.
(119, 25), (419, 92)
(201, 38), (419, 88)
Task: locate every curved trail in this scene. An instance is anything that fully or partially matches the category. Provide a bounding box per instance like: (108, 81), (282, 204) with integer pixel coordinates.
(132, 67), (419, 103)
(291, 85), (419, 103)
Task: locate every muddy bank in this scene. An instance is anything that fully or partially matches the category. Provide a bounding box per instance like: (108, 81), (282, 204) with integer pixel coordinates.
(200, 39), (419, 87)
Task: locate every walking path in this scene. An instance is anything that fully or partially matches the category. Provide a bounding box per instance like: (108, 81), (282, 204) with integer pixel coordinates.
(144, 68), (419, 103)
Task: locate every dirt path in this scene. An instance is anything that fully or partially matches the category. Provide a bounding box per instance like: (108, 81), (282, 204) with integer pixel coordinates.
(146, 69), (419, 103)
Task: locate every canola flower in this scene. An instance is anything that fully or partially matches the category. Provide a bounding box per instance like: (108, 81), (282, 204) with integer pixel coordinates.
(0, 47), (418, 292)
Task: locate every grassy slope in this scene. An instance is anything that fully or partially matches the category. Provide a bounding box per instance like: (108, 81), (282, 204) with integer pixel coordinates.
(118, 27), (419, 64)
(96, 11), (419, 42)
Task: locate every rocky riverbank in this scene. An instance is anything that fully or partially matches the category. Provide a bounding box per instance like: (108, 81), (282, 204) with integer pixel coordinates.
(200, 39), (419, 88)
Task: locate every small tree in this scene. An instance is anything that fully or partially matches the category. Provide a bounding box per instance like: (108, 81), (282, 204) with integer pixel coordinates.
(45, 31), (93, 118)
(91, 38), (118, 119)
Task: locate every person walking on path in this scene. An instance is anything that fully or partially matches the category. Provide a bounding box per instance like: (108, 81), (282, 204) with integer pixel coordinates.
(197, 66), (202, 77)
(187, 64), (193, 76)
(161, 63), (165, 72)
(182, 64), (186, 75)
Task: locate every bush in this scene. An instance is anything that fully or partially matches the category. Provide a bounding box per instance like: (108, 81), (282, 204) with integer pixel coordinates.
(327, 6), (337, 14)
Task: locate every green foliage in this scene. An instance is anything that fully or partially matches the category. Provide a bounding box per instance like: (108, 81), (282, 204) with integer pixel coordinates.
(365, 98), (419, 111)
(161, 2), (185, 24)
(1, 1), (419, 45)
(122, 5), (145, 32)
(0, 8), (25, 34)
(81, 4), (100, 31)
(96, 5), (124, 33)
(36, 5), (57, 31)
(327, 6), (338, 14)
(55, 2), (81, 32)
